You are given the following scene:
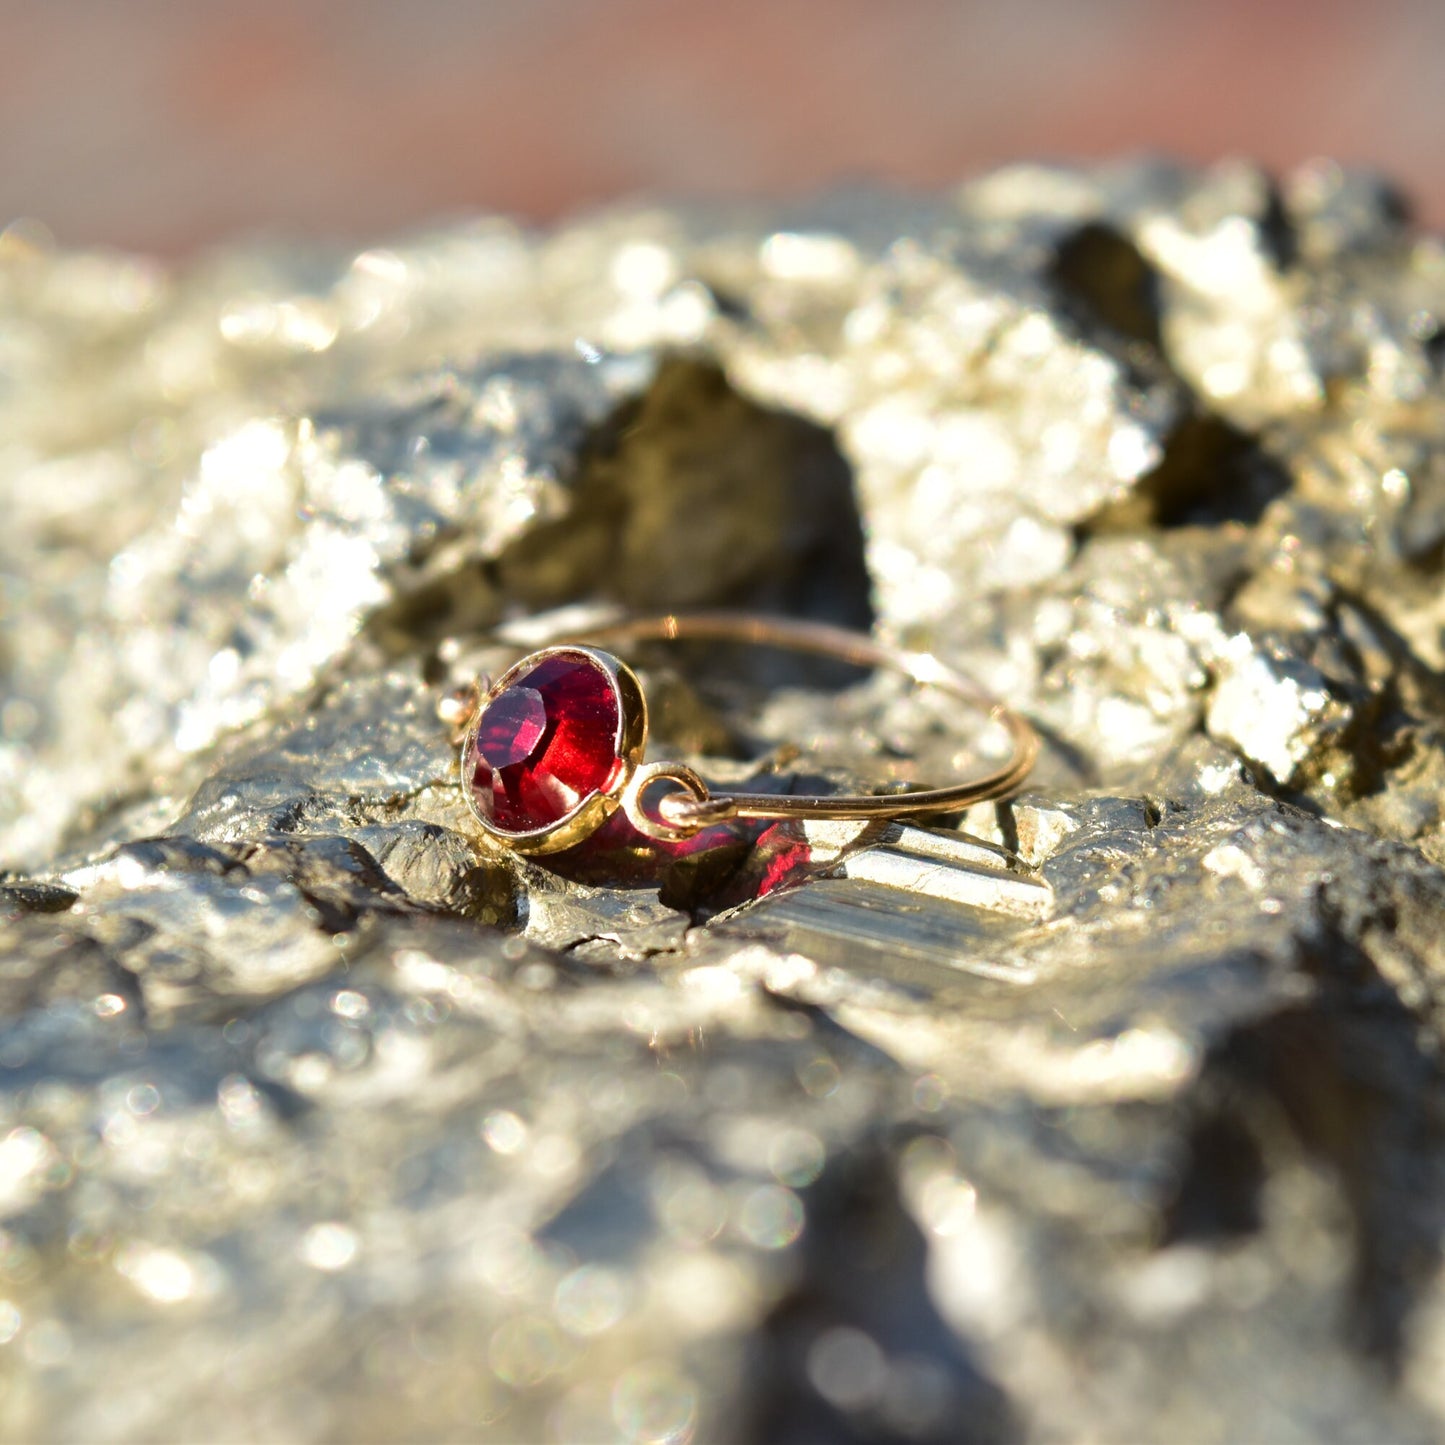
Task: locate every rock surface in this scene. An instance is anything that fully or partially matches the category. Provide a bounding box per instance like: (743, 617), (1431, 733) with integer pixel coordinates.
(5, 160), (1445, 1441)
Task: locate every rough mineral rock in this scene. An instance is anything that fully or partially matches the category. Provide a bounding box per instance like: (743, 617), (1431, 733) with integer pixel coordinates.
(5, 159), (1445, 1442)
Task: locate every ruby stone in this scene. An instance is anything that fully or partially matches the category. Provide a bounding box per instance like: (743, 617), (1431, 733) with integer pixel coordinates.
(466, 651), (623, 835)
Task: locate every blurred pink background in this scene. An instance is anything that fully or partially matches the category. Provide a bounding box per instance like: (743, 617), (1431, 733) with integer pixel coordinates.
(2, 0), (1440, 254)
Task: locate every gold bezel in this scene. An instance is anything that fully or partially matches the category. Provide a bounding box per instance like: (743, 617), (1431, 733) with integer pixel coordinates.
(460, 645), (648, 855)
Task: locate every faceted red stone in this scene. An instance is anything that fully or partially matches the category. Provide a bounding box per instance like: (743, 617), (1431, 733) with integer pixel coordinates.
(466, 651), (623, 835)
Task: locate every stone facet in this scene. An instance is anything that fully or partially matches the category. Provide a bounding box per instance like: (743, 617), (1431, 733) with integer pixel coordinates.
(466, 651), (623, 835)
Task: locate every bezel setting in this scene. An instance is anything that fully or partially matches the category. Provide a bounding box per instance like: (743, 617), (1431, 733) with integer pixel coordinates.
(461, 645), (648, 855)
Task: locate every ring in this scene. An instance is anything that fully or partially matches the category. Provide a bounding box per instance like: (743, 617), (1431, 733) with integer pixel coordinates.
(440, 612), (1039, 855)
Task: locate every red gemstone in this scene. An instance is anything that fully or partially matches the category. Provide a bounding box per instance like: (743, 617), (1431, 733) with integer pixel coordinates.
(466, 651), (623, 834)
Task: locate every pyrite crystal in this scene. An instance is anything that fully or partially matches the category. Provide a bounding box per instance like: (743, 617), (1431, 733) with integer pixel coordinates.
(5, 160), (1445, 1441)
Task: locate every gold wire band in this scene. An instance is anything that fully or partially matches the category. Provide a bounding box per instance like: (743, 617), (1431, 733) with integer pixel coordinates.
(524, 611), (1039, 835)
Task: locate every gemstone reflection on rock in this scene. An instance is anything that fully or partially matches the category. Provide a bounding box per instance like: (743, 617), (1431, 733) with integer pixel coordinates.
(466, 651), (623, 835)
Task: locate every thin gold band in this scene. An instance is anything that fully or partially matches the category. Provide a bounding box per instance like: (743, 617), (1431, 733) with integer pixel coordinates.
(538, 611), (1039, 833)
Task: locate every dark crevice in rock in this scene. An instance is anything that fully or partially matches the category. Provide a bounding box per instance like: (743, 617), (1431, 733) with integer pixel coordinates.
(509, 352), (875, 623)
(368, 563), (504, 663)
(1415, 318), (1445, 377)
(1216, 599), (1427, 817)
(695, 279), (753, 323)
(0, 880), (80, 915)
(1163, 1104), (1268, 1241)
(1086, 413), (1292, 533)
(993, 800), (1023, 860)
(369, 354), (875, 661)
(1162, 927), (1445, 1375)
(1257, 177), (1301, 272)
(1047, 221), (1294, 537)
(743, 1144), (1021, 1445)
(1048, 221), (1164, 351)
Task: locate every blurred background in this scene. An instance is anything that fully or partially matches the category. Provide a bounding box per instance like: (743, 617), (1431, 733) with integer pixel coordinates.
(2, 0), (1442, 255)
